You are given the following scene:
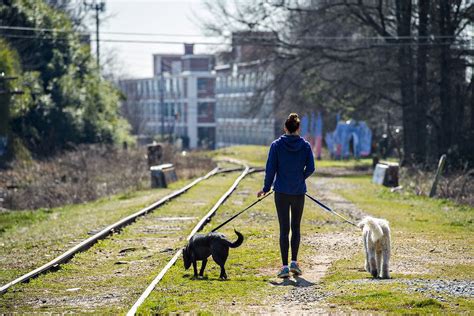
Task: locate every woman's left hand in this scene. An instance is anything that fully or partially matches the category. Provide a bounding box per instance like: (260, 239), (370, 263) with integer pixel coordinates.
(257, 190), (266, 198)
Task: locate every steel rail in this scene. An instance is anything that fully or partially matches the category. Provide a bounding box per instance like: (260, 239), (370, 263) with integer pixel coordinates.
(0, 166), (230, 295)
(127, 163), (252, 316)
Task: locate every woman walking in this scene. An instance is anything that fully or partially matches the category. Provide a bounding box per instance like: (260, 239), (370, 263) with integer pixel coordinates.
(257, 113), (315, 278)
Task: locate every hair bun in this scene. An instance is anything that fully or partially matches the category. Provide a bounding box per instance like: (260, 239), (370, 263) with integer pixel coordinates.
(288, 113), (299, 121)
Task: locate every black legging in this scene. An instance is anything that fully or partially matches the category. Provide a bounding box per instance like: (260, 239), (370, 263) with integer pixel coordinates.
(274, 192), (305, 266)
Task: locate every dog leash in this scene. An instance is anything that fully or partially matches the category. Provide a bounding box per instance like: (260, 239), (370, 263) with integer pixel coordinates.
(305, 193), (358, 228)
(211, 191), (274, 232)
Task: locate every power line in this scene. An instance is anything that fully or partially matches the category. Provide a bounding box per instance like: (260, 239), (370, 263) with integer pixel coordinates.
(0, 33), (225, 45)
(0, 25), (215, 38)
(1, 33), (470, 48)
(0, 25), (471, 41)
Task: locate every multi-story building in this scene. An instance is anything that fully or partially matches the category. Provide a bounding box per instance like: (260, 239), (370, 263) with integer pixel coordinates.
(120, 33), (279, 149)
(119, 44), (216, 149)
(214, 32), (277, 147)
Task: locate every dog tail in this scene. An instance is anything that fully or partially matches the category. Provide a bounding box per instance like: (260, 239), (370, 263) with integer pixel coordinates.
(360, 217), (384, 242)
(225, 229), (244, 248)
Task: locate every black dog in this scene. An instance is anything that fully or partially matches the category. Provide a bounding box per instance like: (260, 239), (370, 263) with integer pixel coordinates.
(183, 230), (244, 279)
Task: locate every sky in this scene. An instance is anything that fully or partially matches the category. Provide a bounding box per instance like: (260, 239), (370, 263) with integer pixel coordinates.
(85, 0), (223, 79)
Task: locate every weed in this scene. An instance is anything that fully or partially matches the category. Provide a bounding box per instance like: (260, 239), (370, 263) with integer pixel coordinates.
(407, 298), (443, 309)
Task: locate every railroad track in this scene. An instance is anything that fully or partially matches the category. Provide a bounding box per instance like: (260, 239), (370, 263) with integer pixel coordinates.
(0, 160), (248, 295)
(127, 163), (252, 315)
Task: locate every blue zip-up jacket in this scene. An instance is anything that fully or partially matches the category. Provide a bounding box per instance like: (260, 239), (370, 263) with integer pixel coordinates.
(262, 134), (315, 195)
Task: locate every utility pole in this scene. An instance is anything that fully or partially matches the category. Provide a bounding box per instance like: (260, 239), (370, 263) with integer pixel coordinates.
(84, 0), (105, 68)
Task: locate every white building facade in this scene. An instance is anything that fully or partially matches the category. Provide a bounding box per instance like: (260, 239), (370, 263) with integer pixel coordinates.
(214, 32), (278, 148)
(119, 45), (216, 149)
(215, 61), (276, 147)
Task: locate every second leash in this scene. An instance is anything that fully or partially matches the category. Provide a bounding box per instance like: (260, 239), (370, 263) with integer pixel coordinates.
(305, 193), (358, 228)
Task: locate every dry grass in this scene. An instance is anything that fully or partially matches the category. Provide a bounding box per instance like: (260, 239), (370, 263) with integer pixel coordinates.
(400, 167), (474, 206)
(0, 144), (215, 211)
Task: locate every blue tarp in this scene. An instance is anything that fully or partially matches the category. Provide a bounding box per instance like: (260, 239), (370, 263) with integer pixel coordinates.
(325, 120), (372, 159)
(300, 115), (309, 137)
(315, 112), (323, 137)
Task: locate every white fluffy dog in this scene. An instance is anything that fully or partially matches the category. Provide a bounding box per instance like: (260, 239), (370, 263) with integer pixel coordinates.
(358, 216), (391, 279)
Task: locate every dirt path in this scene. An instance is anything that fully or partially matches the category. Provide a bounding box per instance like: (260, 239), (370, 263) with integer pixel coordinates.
(239, 177), (367, 315)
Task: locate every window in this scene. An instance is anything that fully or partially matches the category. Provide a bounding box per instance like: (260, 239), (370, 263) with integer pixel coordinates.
(198, 102), (215, 123)
(137, 82), (142, 97)
(197, 78), (215, 98)
(183, 78), (188, 98)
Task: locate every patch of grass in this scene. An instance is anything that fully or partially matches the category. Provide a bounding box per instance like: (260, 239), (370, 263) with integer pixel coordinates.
(316, 158), (372, 169)
(323, 266), (450, 313)
(323, 256), (367, 283)
(407, 298), (443, 308)
(336, 176), (474, 234)
(323, 257), (473, 313)
(446, 220), (472, 227)
(212, 145), (269, 167)
(426, 263), (474, 280)
(0, 208), (50, 234)
(329, 284), (446, 313)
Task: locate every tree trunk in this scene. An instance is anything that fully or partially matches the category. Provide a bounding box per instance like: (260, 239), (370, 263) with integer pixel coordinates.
(437, 0), (452, 156)
(471, 73), (474, 131)
(396, 0), (417, 166)
(415, 0), (430, 164)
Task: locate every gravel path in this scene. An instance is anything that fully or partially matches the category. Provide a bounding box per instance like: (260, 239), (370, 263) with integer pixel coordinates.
(405, 279), (474, 298)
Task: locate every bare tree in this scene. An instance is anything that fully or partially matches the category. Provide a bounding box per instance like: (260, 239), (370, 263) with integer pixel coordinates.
(120, 86), (150, 136)
(204, 0), (474, 167)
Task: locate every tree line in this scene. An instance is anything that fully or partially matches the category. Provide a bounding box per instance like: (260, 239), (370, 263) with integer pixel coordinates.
(205, 0), (474, 168)
(0, 0), (130, 161)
